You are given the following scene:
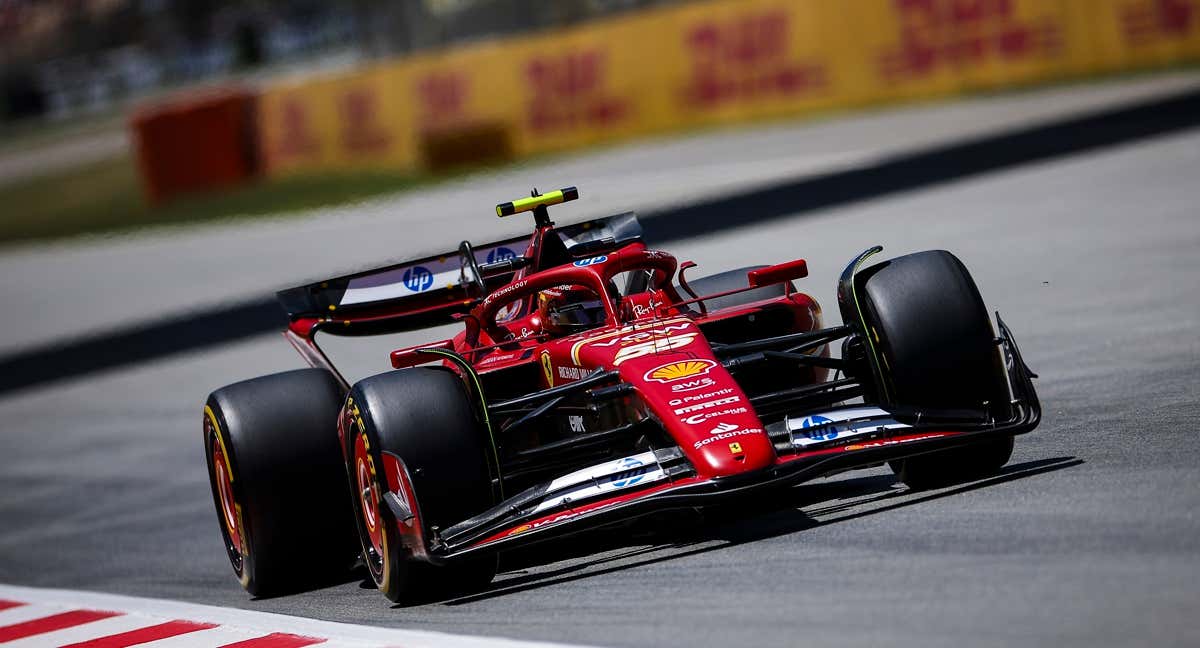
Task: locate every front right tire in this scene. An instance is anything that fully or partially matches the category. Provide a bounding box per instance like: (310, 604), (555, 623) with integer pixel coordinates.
(856, 250), (1014, 489)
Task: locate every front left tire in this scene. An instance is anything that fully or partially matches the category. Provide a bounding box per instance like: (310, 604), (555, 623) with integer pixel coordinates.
(346, 367), (498, 603)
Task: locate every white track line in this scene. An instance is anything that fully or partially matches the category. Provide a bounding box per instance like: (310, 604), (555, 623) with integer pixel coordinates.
(0, 583), (599, 648)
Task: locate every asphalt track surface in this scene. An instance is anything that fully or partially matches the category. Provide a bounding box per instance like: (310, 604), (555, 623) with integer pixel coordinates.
(3, 102), (1200, 646)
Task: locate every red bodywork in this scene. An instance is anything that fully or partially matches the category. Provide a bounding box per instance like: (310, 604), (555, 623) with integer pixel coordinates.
(280, 211), (1039, 560)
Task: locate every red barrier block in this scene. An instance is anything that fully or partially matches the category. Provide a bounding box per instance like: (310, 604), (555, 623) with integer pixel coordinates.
(130, 87), (261, 205)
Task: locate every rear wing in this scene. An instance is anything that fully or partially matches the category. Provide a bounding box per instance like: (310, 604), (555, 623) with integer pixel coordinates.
(277, 212), (643, 336)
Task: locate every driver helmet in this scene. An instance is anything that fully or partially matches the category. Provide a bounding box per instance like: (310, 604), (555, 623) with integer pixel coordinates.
(537, 284), (607, 335)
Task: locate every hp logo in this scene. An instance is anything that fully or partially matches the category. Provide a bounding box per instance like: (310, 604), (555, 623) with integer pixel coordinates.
(402, 266), (434, 292)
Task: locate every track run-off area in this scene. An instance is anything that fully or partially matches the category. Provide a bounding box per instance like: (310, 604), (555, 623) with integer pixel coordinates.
(1, 72), (1199, 647)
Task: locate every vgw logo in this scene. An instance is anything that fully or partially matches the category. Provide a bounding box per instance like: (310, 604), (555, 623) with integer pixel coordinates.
(797, 415), (838, 441)
(487, 247), (517, 264)
(610, 457), (645, 489)
(573, 255), (607, 267)
(402, 266), (434, 292)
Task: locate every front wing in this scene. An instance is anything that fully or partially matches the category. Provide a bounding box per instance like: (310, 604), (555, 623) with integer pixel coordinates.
(384, 315), (1040, 562)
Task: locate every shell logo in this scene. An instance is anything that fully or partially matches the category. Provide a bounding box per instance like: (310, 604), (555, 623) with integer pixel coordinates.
(507, 524), (533, 537)
(644, 359), (717, 383)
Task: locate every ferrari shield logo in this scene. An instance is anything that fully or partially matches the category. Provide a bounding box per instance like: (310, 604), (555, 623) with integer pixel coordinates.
(541, 350), (554, 387)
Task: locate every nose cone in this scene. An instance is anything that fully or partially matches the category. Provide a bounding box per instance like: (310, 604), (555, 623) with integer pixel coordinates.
(631, 358), (775, 477)
(569, 317), (776, 477)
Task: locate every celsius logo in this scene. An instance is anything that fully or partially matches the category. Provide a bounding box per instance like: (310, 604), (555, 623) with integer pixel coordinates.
(487, 247), (517, 264)
(573, 255), (607, 267)
(798, 414), (839, 441)
(402, 266), (434, 292)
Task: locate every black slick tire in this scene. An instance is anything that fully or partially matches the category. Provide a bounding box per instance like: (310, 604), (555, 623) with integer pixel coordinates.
(203, 368), (357, 596)
(346, 367), (497, 604)
(856, 250), (1014, 489)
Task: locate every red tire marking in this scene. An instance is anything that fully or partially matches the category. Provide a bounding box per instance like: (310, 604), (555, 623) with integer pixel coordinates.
(0, 609), (121, 641)
(60, 619), (218, 647)
(0, 599), (26, 611)
(219, 632), (328, 647)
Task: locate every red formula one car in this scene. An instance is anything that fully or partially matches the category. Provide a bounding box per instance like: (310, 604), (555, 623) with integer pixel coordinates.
(203, 187), (1040, 601)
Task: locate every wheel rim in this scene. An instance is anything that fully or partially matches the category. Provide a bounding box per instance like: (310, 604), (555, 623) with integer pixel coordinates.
(205, 415), (244, 576)
(352, 431), (385, 577)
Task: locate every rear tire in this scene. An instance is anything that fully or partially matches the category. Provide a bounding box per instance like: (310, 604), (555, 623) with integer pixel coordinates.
(203, 369), (357, 596)
(856, 250), (1013, 489)
(346, 367), (497, 603)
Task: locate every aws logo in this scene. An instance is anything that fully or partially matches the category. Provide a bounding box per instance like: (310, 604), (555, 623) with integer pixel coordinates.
(671, 378), (716, 392)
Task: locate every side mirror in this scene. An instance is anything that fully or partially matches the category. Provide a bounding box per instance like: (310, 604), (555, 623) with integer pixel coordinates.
(390, 340), (455, 369)
(747, 259), (808, 288)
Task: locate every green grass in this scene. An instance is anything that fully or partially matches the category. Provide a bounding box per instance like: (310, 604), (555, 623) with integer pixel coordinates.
(0, 154), (423, 247)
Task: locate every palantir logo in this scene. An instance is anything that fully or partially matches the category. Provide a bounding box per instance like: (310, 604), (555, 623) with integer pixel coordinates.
(798, 414), (838, 441)
(487, 247), (517, 264)
(402, 266), (434, 292)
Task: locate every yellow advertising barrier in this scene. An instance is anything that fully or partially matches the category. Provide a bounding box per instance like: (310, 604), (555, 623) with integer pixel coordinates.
(256, 0), (1200, 179)
(258, 64), (418, 176)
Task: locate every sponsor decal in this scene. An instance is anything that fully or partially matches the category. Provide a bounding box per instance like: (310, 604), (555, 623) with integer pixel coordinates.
(683, 10), (827, 108)
(644, 359), (717, 383)
(673, 395), (741, 415)
(507, 523), (532, 537)
(844, 433), (945, 452)
(610, 457), (646, 489)
(573, 255), (607, 267)
(574, 320), (694, 363)
(632, 298), (663, 318)
(694, 426), (762, 450)
(526, 49), (627, 134)
(1123, 0), (1196, 46)
(668, 388), (735, 406)
(339, 88), (392, 154)
(711, 421), (739, 434)
(729, 442), (743, 454)
(877, 0), (1063, 81)
(568, 415), (585, 433)
(483, 280), (528, 307)
(540, 351), (554, 386)
(507, 511), (579, 536)
(796, 414), (839, 442)
(402, 266), (434, 292)
(612, 332), (698, 365)
(683, 407), (748, 425)
(592, 323), (692, 348)
(558, 365), (587, 381)
(486, 246), (518, 264)
(671, 377), (717, 393)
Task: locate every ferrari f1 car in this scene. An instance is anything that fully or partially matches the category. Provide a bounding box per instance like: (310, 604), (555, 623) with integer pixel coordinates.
(203, 187), (1040, 601)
